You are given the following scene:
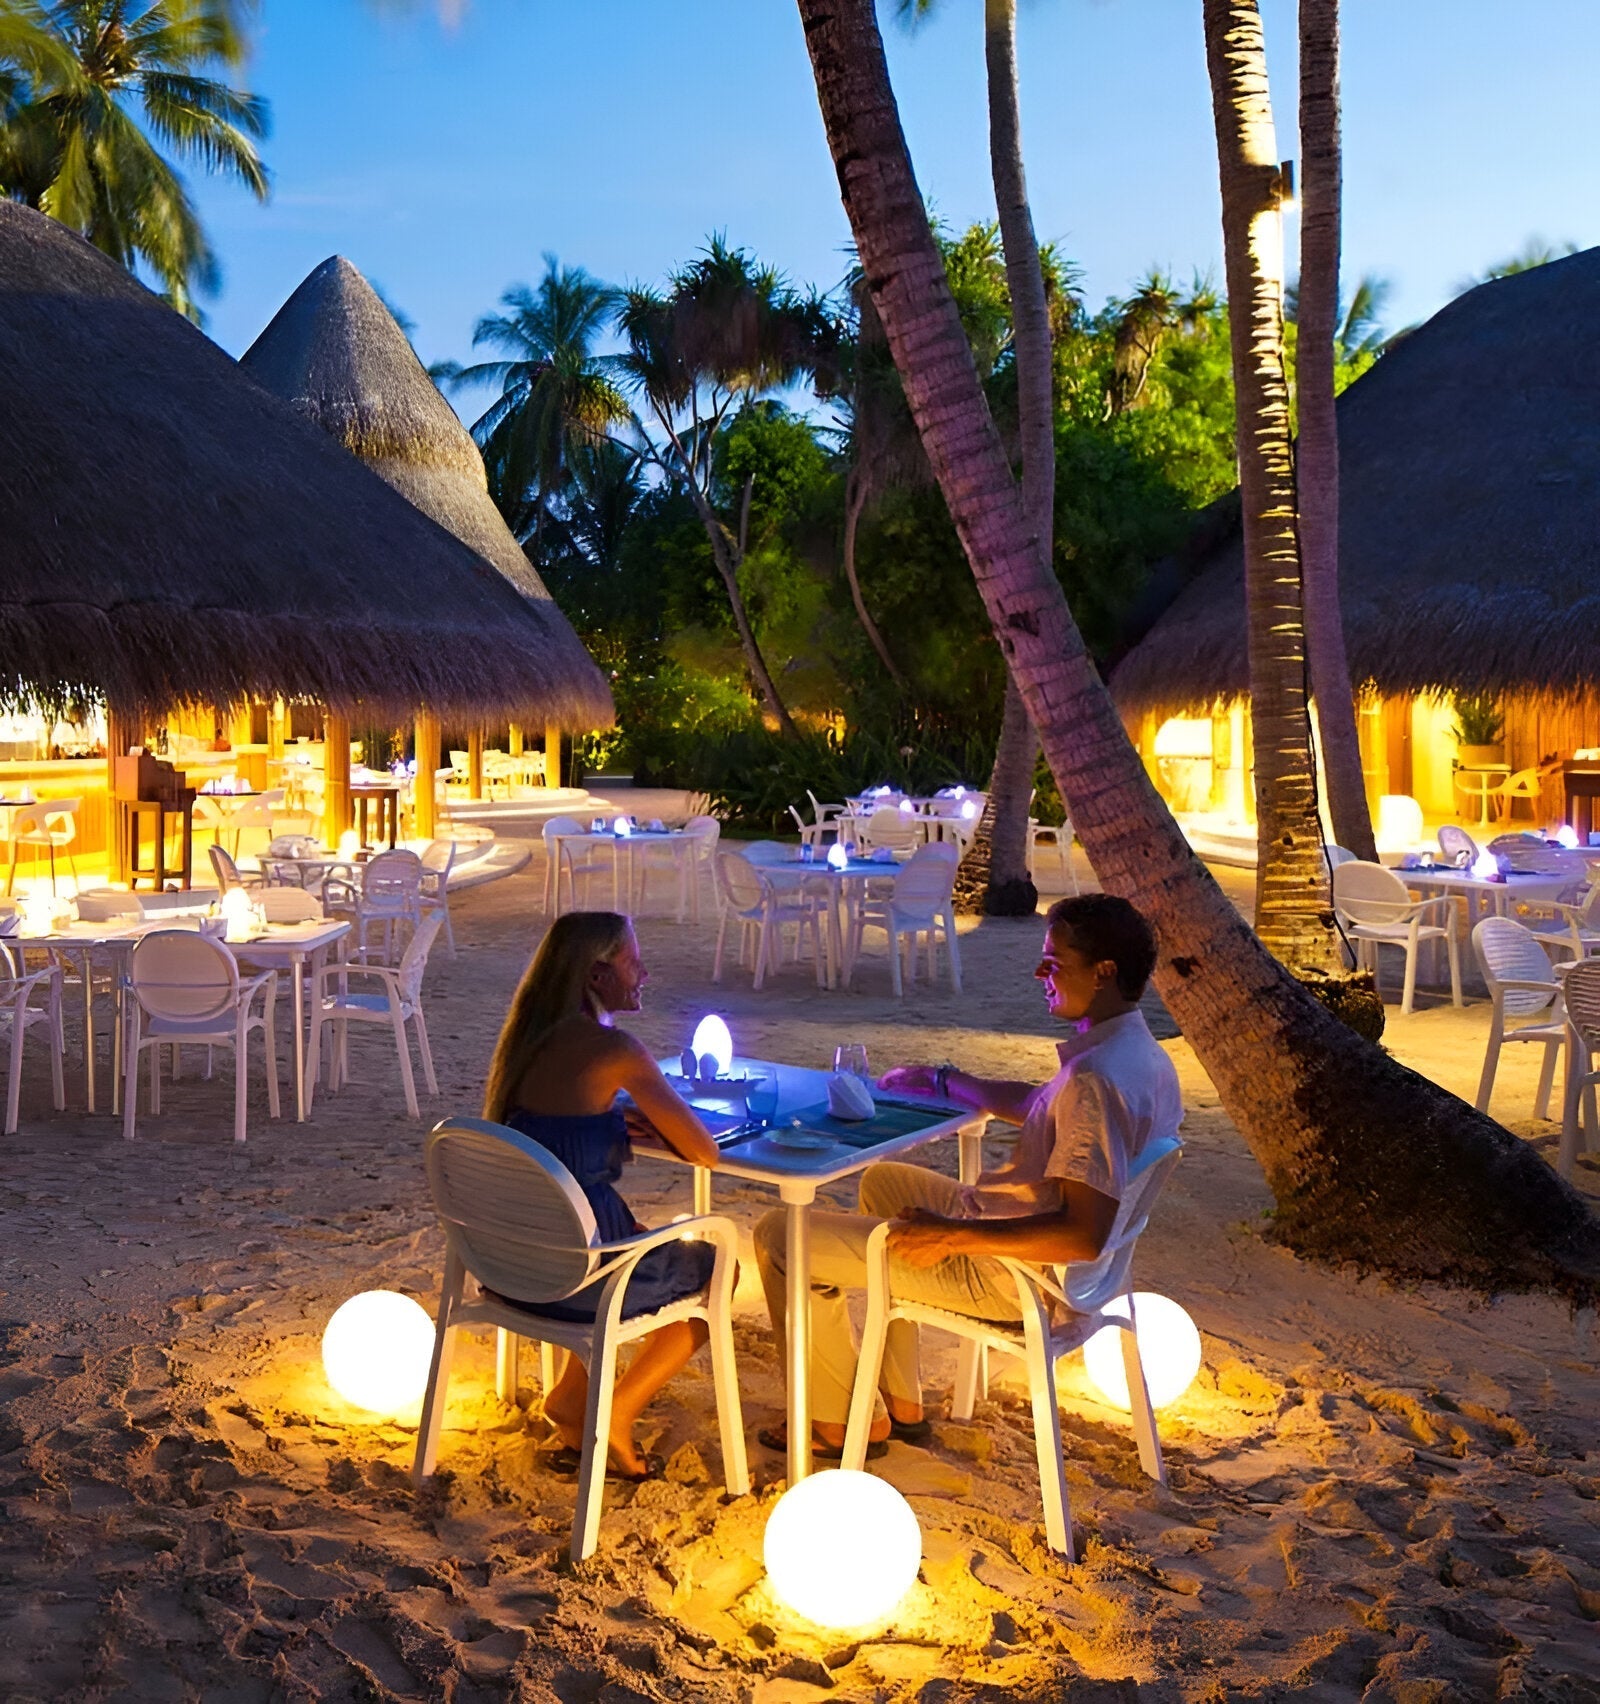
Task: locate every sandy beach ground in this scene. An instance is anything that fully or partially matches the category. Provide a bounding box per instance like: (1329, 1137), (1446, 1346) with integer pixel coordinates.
(0, 839), (1596, 1702)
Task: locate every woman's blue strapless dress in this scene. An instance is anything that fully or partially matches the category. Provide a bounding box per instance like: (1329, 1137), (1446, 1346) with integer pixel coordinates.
(503, 1107), (715, 1322)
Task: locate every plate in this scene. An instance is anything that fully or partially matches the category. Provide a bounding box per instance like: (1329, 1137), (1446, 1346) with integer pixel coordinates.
(765, 1128), (836, 1152)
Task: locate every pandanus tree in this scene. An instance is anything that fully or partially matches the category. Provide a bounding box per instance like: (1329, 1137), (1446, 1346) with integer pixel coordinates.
(0, 0), (268, 320)
(1296, 0), (1377, 862)
(613, 239), (837, 738)
(440, 257), (630, 550)
(793, 0), (1600, 1295)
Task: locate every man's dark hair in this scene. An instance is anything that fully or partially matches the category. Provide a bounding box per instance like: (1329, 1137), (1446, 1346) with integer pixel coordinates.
(1045, 893), (1158, 1000)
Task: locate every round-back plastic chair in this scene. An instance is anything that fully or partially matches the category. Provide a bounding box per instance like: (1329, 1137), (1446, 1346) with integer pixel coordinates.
(1332, 860), (1461, 1013)
(1470, 916), (1567, 1122)
(861, 806), (920, 853)
(6, 798), (80, 894)
(1437, 824), (1478, 865)
(256, 886), (323, 924)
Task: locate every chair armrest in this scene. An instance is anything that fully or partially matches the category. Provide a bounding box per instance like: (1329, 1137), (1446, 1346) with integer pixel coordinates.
(239, 968), (279, 1005)
(3, 966), (59, 999)
(588, 1213), (740, 1260)
(312, 961), (400, 993)
(1493, 978), (1562, 996)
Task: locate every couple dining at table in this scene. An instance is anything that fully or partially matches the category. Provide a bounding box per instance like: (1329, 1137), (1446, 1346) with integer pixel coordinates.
(481, 892), (1181, 1479)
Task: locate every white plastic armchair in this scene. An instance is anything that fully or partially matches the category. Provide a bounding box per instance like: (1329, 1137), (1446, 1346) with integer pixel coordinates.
(712, 851), (826, 989)
(857, 805), (922, 854)
(542, 815), (610, 915)
(1471, 917), (1568, 1120)
(1332, 860), (1462, 1014)
(1028, 817), (1080, 893)
(419, 839), (457, 956)
(805, 789), (845, 834)
(0, 942), (65, 1134)
(305, 914), (441, 1119)
(1437, 824), (1478, 865)
(679, 815), (720, 924)
(1555, 959), (1600, 1180)
(324, 847), (423, 963)
(413, 1117), (747, 1563)
(5, 798), (81, 894)
(1519, 882), (1600, 965)
(842, 1136), (1184, 1558)
(208, 842), (263, 894)
(121, 930), (279, 1144)
(844, 843), (961, 996)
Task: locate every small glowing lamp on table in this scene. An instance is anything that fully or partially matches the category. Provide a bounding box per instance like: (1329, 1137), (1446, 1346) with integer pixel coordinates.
(1083, 1291), (1202, 1410)
(218, 887), (258, 943)
(764, 1470), (921, 1630)
(827, 842), (848, 871)
(684, 1013), (734, 1085)
(321, 1291), (435, 1413)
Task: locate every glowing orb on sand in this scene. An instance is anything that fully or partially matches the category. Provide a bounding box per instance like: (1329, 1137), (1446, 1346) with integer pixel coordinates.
(321, 1291), (435, 1413)
(1083, 1292), (1202, 1411)
(764, 1469), (921, 1629)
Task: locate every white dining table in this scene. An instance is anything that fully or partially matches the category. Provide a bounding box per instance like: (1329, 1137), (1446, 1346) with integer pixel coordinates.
(761, 854), (906, 987)
(546, 829), (697, 920)
(6, 914), (349, 1122)
(652, 1053), (984, 1484)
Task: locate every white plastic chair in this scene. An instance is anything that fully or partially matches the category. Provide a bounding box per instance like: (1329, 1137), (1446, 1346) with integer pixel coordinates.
(543, 816), (611, 915)
(1332, 860), (1462, 1015)
(1518, 882), (1600, 965)
(1325, 844), (1357, 868)
(843, 1136), (1184, 1558)
(413, 1117), (747, 1563)
(788, 804), (840, 851)
(305, 914), (441, 1119)
(1554, 959), (1600, 1180)
(740, 840), (791, 865)
(712, 852), (826, 989)
(1437, 824), (1478, 865)
(255, 886), (324, 923)
(1028, 817), (1080, 894)
(209, 843), (263, 893)
(227, 790), (285, 859)
(0, 942), (65, 1134)
(678, 815), (720, 924)
(857, 805), (922, 855)
(6, 799), (81, 895)
(419, 839), (457, 956)
(324, 848), (423, 964)
(1471, 917), (1568, 1120)
(806, 789), (845, 837)
(844, 843), (962, 996)
(121, 930), (280, 1144)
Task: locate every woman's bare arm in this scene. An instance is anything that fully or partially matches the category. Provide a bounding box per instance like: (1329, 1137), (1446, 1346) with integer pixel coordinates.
(613, 1036), (721, 1169)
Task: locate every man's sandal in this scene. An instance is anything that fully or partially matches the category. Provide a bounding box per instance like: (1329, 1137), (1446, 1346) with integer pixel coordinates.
(756, 1424), (888, 1462)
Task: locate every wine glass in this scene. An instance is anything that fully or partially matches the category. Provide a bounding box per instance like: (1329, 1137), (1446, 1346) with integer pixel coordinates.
(746, 1074), (779, 1128)
(833, 1042), (870, 1082)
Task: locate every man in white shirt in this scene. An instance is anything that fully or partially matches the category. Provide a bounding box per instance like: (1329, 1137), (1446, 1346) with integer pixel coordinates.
(753, 893), (1182, 1459)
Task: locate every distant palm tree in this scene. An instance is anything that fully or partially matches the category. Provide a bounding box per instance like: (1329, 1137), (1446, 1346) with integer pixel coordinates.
(1456, 236), (1579, 295)
(1105, 271), (1218, 416)
(439, 256), (629, 548)
(0, 0), (268, 319)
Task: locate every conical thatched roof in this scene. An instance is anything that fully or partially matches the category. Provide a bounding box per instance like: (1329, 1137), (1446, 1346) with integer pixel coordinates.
(1112, 246), (1600, 717)
(0, 201), (605, 721)
(241, 257), (612, 730)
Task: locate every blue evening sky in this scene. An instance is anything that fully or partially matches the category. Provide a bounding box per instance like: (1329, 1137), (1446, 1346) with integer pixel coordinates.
(193, 0), (1598, 396)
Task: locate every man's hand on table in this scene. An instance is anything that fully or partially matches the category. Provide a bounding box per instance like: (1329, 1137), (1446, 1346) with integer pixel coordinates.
(877, 1064), (939, 1096)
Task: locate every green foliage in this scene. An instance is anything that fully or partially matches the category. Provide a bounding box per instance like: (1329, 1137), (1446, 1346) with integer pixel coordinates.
(1450, 692), (1504, 747)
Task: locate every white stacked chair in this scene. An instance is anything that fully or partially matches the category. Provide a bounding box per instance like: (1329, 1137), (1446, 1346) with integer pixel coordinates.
(121, 931), (280, 1145)
(419, 839), (457, 956)
(0, 941), (65, 1134)
(712, 851), (826, 989)
(542, 816), (610, 915)
(843, 1135), (1184, 1558)
(324, 847), (423, 964)
(844, 842), (962, 997)
(1471, 917), (1568, 1120)
(6, 798), (81, 895)
(305, 914), (441, 1119)
(1554, 959), (1600, 1180)
(413, 1117), (747, 1563)
(1332, 860), (1461, 1015)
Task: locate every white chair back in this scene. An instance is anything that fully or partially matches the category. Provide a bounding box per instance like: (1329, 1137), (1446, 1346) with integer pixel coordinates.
(397, 914), (445, 1002)
(1561, 959), (1600, 1040)
(863, 806), (918, 851)
(716, 850), (766, 913)
(1437, 824), (1478, 863)
(1332, 860), (1414, 925)
(364, 848), (423, 906)
(421, 839), (457, 878)
(684, 815), (720, 859)
(806, 790), (833, 824)
(129, 931), (239, 1026)
(208, 843), (246, 892)
(891, 846), (956, 921)
(11, 800), (78, 844)
(1062, 1136), (1184, 1314)
(424, 1117), (598, 1303)
(544, 815), (586, 844)
(1472, 917), (1561, 1018)
(256, 886), (323, 923)
(1325, 845), (1357, 868)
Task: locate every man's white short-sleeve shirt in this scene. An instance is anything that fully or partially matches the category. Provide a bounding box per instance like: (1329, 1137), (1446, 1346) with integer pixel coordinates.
(963, 1008), (1182, 1217)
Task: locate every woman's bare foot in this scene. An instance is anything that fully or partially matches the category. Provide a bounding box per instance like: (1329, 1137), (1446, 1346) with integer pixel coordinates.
(543, 1385), (651, 1473)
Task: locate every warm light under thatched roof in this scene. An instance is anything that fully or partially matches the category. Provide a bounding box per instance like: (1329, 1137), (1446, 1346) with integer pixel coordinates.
(0, 202), (605, 722)
(241, 257), (613, 732)
(1112, 246), (1600, 718)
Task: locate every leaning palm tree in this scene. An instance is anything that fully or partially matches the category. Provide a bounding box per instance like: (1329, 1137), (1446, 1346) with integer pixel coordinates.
(794, 0), (1600, 1295)
(440, 257), (629, 550)
(1295, 0), (1376, 861)
(0, 0), (268, 319)
(613, 238), (836, 737)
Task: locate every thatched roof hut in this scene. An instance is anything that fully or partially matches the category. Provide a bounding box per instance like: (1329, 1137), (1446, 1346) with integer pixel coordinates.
(0, 202), (605, 722)
(242, 257), (612, 730)
(1112, 246), (1600, 719)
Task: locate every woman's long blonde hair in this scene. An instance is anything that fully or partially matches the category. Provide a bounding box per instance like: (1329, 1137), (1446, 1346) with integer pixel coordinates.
(484, 911), (633, 1122)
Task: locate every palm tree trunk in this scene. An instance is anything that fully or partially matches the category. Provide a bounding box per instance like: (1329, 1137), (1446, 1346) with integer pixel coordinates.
(976, 0), (1044, 911)
(794, 0), (1600, 1296)
(1297, 0), (1376, 861)
(955, 670), (1037, 914)
(682, 480), (800, 739)
(1203, 0), (1342, 971)
(842, 467), (906, 686)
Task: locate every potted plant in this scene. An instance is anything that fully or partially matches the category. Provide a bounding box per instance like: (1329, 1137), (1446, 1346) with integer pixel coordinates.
(1451, 692), (1505, 768)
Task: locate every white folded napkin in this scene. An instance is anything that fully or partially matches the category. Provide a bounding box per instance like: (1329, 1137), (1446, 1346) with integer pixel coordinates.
(826, 1072), (875, 1121)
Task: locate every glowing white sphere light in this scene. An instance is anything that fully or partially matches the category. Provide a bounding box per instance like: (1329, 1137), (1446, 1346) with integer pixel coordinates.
(321, 1291), (435, 1414)
(764, 1469), (921, 1629)
(1555, 823), (1580, 849)
(613, 814), (633, 837)
(691, 1013), (734, 1077)
(960, 800), (978, 820)
(827, 842), (848, 870)
(1083, 1292), (1202, 1411)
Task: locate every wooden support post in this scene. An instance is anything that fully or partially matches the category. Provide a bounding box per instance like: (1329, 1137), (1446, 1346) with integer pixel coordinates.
(467, 725), (485, 802)
(323, 711), (352, 846)
(267, 699), (287, 760)
(546, 722), (563, 790)
(228, 705), (253, 751)
(106, 709), (136, 884)
(415, 711), (441, 840)
(508, 723), (524, 757)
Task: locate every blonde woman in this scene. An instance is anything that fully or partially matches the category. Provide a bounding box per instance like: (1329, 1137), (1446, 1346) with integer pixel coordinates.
(484, 911), (722, 1481)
